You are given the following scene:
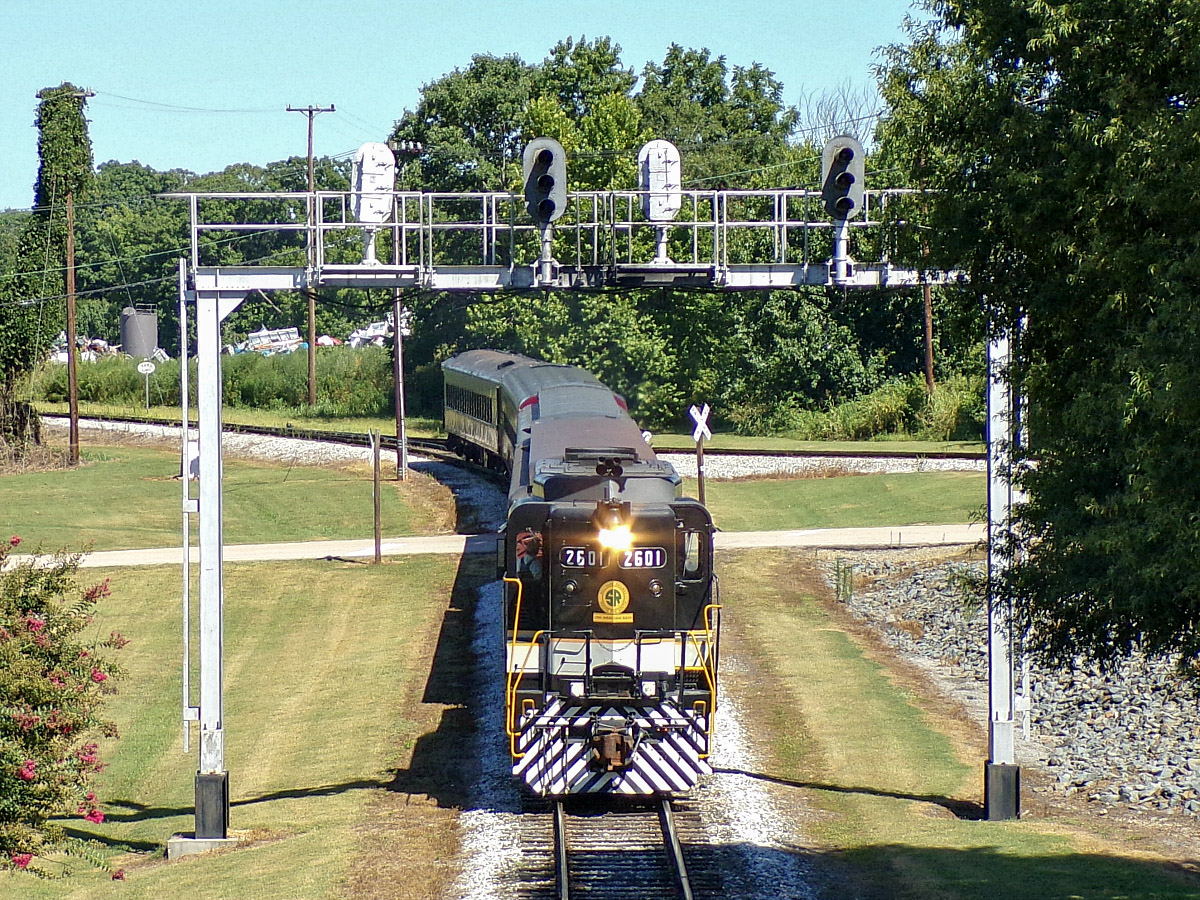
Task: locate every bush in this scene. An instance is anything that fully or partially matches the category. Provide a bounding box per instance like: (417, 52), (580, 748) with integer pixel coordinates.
(0, 538), (125, 877)
(783, 375), (985, 442)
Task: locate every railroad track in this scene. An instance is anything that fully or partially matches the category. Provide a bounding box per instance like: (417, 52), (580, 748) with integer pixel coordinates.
(516, 797), (719, 900)
(46, 413), (984, 461)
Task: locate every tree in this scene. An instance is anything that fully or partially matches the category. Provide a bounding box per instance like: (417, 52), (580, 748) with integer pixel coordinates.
(878, 1), (1200, 668)
(0, 83), (93, 452)
(0, 537), (126, 876)
(637, 44), (799, 189)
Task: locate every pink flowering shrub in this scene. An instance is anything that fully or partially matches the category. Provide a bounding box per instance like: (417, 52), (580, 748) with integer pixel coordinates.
(0, 538), (125, 876)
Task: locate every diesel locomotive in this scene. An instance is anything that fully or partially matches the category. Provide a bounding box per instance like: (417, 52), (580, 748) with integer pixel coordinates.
(443, 350), (720, 796)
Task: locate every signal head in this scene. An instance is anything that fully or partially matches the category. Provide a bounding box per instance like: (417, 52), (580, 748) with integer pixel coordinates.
(821, 135), (866, 221)
(523, 137), (568, 224)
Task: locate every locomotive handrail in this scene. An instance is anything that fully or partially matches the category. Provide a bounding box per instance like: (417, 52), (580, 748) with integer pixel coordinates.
(680, 603), (722, 757)
(503, 576), (547, 759)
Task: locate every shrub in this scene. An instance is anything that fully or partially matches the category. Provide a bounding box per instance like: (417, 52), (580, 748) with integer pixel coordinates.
(783, 375), (985, 442)
(0, 538), (125, 877)
(917, 373), (986, 441)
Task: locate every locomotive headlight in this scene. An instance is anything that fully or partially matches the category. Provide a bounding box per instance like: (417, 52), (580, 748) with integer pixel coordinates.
(648, 579), (664, 598)
(598, 524), (633, 551)
(592, 499), (632, 550)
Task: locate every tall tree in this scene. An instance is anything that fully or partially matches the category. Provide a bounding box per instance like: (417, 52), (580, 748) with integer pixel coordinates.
(0, 83), (93, 452)
(878, 1), (1200, 667)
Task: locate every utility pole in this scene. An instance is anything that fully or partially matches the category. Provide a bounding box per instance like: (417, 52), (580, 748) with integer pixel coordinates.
(41, 86), (95, 466)
(919, 154), (935, 395)
(286, 104), (335, 407)
(66, 188), (79, 465)
(922, 279), (935, 394)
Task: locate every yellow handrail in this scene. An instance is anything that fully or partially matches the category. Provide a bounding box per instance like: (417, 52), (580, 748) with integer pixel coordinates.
(503, 576), (545, 759)
(682, 603), (722, 755)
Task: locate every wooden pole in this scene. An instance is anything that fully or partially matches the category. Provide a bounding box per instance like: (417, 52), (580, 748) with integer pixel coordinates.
(286, 104), (334, 407)
(66, 189), (79, 465)
(923, 281), (935, 394)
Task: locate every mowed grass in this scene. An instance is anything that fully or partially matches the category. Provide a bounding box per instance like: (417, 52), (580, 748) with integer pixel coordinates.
(693, 471), (984, 531)
(1, 444), (451, 551)
(721, 549), (1200, 900)
(5, 556), (466, 899)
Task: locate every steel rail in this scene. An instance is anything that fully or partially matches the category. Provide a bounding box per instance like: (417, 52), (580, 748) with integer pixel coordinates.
(552, 799), (694, 900)
(659, 798), (695, 900)
(554, 800), (570, 900)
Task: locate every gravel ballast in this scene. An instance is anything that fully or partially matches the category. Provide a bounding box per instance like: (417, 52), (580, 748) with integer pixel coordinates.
(825, 553), (1200, 817)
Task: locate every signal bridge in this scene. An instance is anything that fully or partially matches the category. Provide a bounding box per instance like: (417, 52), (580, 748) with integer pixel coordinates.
(171, 186), (951, 294)
(168, 139), (996, 859)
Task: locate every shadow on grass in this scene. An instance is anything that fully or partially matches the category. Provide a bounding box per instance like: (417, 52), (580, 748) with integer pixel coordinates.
(713, 765), (983, 819)
(59, 824), (160, 853)
(833, 843), (1200, 900)
(381, 548), (488, 807)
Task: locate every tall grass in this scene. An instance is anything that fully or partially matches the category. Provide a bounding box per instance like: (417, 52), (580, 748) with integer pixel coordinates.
(27, 347), (396, 418)
(784, 374), (985, 442)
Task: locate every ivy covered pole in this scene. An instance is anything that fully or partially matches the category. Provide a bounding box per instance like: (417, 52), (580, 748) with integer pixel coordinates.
(0, 85), (92, 456)
(65, 187), (79, 463)
(35, 84), (93, 464)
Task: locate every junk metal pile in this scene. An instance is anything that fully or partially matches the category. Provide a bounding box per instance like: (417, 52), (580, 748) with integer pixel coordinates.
(827, 555), (1200, 816)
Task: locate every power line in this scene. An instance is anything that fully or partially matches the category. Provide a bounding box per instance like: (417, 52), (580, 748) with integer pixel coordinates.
(92, 91), (277, 114)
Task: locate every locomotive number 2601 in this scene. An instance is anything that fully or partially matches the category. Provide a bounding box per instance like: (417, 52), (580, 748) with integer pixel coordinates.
(620, 547), (666, 569)
(559, 546), (667, 569)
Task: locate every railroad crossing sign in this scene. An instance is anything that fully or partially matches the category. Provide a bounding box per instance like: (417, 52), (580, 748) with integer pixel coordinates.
(689, 404), (712, 443)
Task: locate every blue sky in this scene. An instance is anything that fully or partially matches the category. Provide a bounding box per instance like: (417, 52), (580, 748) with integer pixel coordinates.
(2, 0), (920, 210)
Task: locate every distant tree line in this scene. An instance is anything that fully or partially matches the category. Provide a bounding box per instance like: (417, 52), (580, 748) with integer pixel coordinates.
(0, 39), (981, 437)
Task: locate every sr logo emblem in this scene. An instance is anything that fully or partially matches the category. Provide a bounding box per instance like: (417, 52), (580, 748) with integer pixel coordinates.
(594, 581), (633, 623)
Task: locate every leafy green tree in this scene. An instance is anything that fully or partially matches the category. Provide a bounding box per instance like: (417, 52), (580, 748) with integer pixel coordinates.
(637, 44), (799, 189)
(878, 1), (1200, 667)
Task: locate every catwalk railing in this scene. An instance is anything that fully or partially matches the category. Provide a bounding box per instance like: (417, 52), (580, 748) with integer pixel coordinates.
(167, 187), (954, 292)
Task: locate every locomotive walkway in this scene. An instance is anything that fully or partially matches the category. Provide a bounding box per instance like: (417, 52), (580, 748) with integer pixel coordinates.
(62, 523), (984, 568)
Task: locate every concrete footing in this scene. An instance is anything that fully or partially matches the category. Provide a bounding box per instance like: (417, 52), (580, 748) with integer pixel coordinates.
(167, 834), (240, 860)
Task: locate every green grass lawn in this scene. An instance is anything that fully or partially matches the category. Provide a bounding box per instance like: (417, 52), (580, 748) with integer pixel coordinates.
(2, 445), (450, 552)
(722, 549), (1200, 900)
(4, 442), (981, 553)
(4, 556), (471, 899)
(694, 471), (984, 531)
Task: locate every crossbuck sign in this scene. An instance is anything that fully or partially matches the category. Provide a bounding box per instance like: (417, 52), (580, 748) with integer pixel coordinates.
(689, 404), (712, 443)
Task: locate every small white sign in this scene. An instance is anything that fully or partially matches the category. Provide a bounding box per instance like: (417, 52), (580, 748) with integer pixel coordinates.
(689, 403), (712, 443)
(137, 360), (156, 375)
